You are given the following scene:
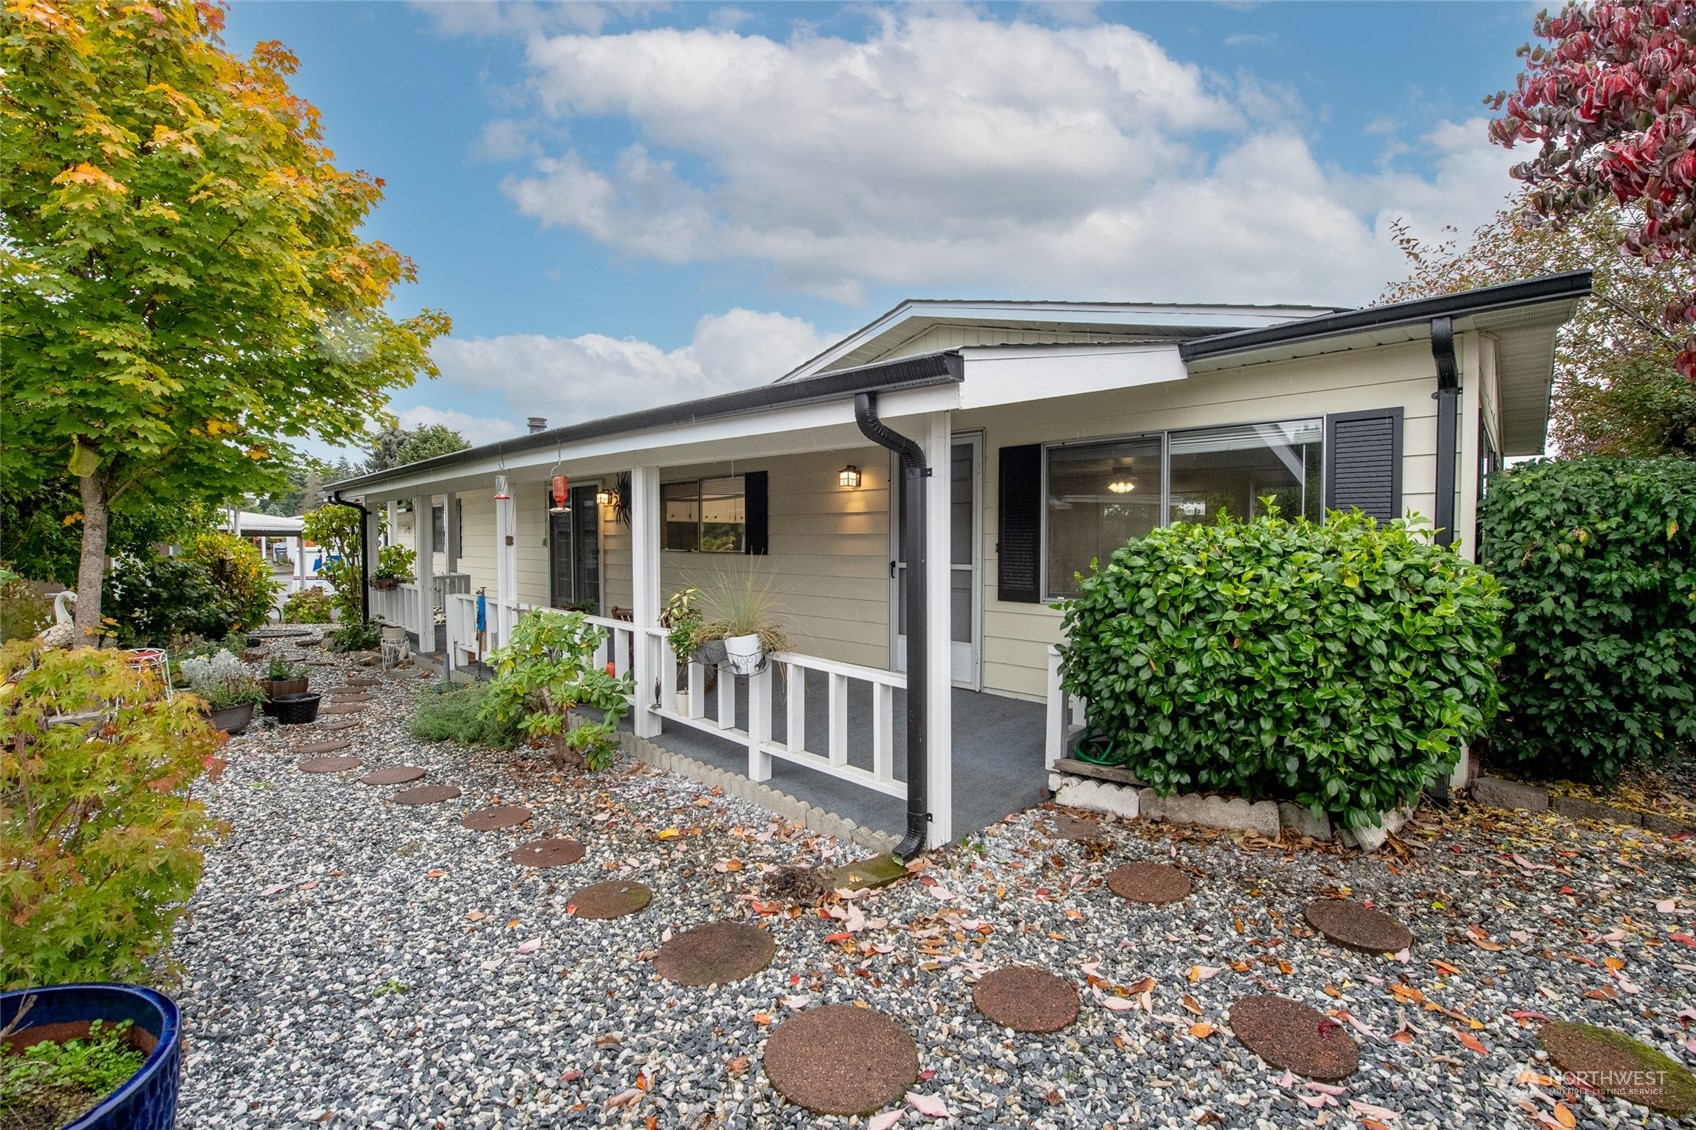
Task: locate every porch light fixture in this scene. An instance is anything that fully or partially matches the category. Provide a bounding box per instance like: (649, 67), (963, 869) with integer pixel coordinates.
(1106, 480), (1135, 494)
(595, 485), (616, 508)
(838, 465), (862, 489)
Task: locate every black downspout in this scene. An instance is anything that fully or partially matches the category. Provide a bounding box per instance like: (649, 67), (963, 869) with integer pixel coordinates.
(854, 392), (931, 861)
(1430, 316), (1460, 549)
(327, 491), (373, 623)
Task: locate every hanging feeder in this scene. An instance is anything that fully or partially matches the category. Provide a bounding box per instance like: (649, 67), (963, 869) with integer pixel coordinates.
(549, 472), (570, 513)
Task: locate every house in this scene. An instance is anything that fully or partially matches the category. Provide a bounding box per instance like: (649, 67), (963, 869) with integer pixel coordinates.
(326, 271), (1591, 854)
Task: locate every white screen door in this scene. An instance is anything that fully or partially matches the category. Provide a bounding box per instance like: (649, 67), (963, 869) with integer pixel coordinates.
(892, 435), (981, 688)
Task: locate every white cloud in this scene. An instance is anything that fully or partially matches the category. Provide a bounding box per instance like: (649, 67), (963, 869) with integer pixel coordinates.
(394, 404), (522, 447)
(483, 8), (1514, 307)
(427, 308), (836, 428)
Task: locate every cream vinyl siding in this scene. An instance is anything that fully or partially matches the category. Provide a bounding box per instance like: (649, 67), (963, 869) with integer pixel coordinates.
(961, 336), (1452, 702)
(598, 448), (893, 669)
(455, 491), (498, 595)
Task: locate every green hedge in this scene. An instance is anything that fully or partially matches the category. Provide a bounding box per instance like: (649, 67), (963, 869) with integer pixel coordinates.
(1480, 457), (1696, 787)
(1058, 510), (1507, 830)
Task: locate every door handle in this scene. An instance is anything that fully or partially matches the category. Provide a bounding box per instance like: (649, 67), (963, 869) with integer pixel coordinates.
(889, 560), (897, 579)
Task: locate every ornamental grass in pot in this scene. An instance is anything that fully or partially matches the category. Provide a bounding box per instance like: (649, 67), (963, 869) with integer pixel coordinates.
(179, 650), (264, 734)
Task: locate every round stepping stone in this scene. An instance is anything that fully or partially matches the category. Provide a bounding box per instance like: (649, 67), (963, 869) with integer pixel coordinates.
(318, 719), (362, 732)
(973, 965), (1079, 1032)
(297, 740), (351, 755)
(461, 805), (533, 831)
(1541, 1020), (1696, 1114)
(299, 756), (362, 774)
(1304, 898), (1413, 955)
(655, 922), (776, 986)
(567, 880), (651, 920)
(763, 1004), (919, 1116)
(510, 838), (586, 868)
(392, 784), (462, 806)
(319, 703), (366, 716)
(1106, 861), (1192, 905)
(1229, 995), (1358, 1081)
(1053, 813), (1103, 842)
(360, 766), (427, 786)
(343, 678), (379, 688)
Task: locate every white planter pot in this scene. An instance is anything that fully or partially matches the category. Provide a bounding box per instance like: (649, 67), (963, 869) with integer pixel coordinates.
(723, 633), (763, 676)
(675, 691), (691, 715)
(380, 623), (407, 644)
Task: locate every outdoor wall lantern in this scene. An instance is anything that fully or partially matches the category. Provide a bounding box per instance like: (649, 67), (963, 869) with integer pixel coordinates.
(838, 465), (861, 489)
(595, 485), (616, 508)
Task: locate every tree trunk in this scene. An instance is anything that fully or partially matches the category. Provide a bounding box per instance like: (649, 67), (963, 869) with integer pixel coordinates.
(73, 471), (110, 640)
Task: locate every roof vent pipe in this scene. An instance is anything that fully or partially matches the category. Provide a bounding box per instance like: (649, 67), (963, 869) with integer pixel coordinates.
(854, 391), (932, 861)
(527, 416), (548, 434)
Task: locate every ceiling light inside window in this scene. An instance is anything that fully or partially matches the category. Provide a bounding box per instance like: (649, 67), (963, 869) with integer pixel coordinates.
(1106, 481), (1135, 494)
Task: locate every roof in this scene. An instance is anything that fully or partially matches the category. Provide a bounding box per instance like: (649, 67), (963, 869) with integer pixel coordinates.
(328, 351), (964, 494)
(779, 298), (1345, 383)
(221, 510), (305, 537)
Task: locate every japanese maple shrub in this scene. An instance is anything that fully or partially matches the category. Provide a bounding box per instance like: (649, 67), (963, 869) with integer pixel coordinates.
(1480, 457), (1696, 787)
(0, 643), (221, 988)
(1057, 509), (1508, 830)
(481, 610), (633, 771)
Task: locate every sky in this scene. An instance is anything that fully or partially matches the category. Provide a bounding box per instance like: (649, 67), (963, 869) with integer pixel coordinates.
(218, 1), (1546, 454)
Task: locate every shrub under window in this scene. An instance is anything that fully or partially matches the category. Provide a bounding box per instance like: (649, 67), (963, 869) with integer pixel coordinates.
(1057, 508), (1507, 830)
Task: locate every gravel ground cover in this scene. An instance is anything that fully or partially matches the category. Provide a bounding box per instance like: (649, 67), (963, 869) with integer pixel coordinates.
(174, 650), (1696, 1129)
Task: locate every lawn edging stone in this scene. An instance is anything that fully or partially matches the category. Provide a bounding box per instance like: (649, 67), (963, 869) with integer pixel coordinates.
(1470, 776), (1695, 835)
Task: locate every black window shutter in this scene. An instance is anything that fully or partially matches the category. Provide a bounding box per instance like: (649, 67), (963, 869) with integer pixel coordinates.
(743, 471), (769, 556)
(1325, 408), (1403, 521)
(998, 444), (1043, 603)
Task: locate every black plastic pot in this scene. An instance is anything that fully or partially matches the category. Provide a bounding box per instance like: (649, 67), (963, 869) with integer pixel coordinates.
(206, 702), (256, 735)
(269, 692), (322, 725)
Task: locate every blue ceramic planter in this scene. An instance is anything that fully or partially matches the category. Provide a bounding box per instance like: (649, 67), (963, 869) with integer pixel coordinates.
(0, 983), (181, 1129)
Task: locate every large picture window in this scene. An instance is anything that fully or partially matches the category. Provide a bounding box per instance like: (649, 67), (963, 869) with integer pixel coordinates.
(1046, 436), (1161, 599)
(1042, 418), (1323, 598)
(663, 476), (747, 553)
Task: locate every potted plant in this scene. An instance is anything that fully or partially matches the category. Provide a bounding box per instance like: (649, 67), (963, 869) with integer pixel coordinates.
(261, 657), (309, 700)
(698, 566), (789, 677)
(370, 544), (416, 591)
(0, 984), (182, 1130)
(179, 649), (265, 734)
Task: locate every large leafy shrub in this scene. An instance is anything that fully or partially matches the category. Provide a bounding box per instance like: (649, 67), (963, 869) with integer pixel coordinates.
(482, 610), (632, 771)
(105, 552), (230, 645)
(302, 505), (366, 623)
(281, 587), (335, 624)
(0, 644), (221, 988)
(411, 683), (523, 749)
(1058, 510), (1508, 830)
(1480, 457), (1696, 786)
(182, 532), (280, 631)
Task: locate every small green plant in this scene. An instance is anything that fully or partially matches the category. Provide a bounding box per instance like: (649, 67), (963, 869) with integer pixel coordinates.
(372, 543), (417, 583)
(281, 587), (335, 624)
(411, 683), (523, 749)
(482, 610), (632, 771)
(1, 643), (221, 988)
(660, 587), (704, 657)
(1481, 456), (1696, 787)
(1057, 507), (1508, 831)
(372, 978), (409, 998)
(328, 618), (383, 652)
(0, 1017), (146, 1127)
(266, 658), (309, 682)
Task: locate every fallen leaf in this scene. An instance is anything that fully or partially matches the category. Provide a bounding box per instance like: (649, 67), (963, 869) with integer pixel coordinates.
(1552, 1102), (1576, 1129)
(868, 1112), (904, 1130)
(1189, 965), (1223, 983)
(726, 1056), (750, 1075)
(1429, 960), (1462, 976)
(1454, 1029), (1488, 1055)
(1189, 1022), (1216, 1038)
(515, 939), (541, 954)
(1100, 996), (1137, 1011)
(465, 910), (487, 921)
(1181, 994), (1203, 1016)
(905, 1092), (950, 1118)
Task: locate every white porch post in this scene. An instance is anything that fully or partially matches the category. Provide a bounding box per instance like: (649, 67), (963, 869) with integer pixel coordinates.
(444, 491), (460, 575)
(494, 476), (516, 649)
(385, 501), (398, 548)
(631, 465), (662, 739)
(923, 411), (953, 847)
(413, 492), (435, 652)
(294, 534), (305, 593)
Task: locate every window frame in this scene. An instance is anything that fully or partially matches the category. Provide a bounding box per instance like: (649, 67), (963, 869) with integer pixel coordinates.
(661, 473), (750, 554)
(1039, 416), (1328, 601)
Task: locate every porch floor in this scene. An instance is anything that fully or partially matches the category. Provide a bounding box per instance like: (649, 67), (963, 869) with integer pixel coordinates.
(621, 674), (1048, 842)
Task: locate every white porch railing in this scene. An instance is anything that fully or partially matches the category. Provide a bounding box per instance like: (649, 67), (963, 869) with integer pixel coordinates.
(1045, 644), (1087, 769)
(642, 628), (905, 799)
(441, 599), (636, 692)
(368, 583), (410, 628)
